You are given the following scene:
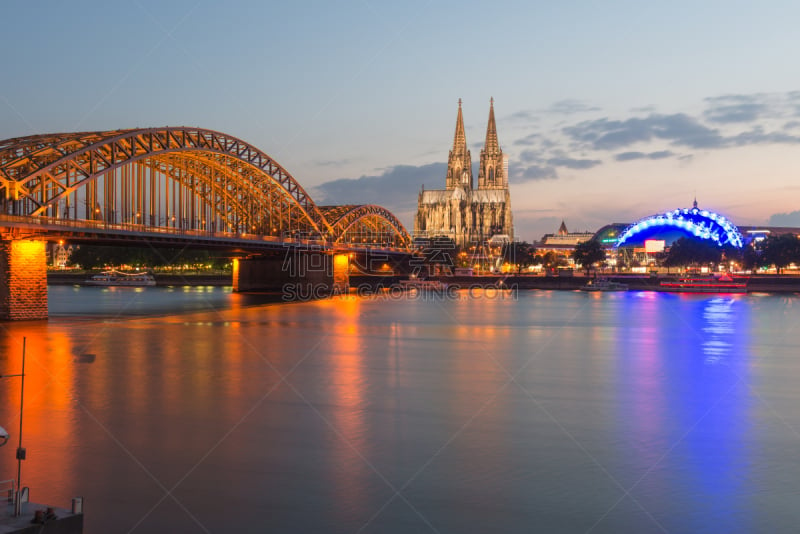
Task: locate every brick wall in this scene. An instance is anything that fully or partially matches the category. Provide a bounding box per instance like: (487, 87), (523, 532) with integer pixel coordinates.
(0, 240), (48, 320)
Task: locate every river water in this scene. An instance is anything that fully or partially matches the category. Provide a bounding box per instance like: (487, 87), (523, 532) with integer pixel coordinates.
(1, 285), (799, 533)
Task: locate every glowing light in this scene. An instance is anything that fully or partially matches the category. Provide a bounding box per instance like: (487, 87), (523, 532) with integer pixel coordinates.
(615, 206), (744, 249)
(644, 240), (665, 253)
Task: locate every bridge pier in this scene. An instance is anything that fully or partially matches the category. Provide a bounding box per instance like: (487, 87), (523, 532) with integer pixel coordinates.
(233, 250), (349, 297)
(0, 239), (48, 320)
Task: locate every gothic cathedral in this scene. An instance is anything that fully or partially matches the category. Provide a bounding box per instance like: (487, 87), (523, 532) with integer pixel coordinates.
(414, 99), (514, 248)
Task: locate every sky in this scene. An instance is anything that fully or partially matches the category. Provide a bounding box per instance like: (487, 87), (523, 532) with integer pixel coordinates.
(3, 0), (800, 241)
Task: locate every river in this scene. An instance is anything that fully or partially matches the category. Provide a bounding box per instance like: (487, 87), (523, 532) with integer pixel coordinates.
(0, 286), (799, 533)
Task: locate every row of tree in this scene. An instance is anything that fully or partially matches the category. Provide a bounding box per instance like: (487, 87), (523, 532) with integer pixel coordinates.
(67, 245), (231, 271)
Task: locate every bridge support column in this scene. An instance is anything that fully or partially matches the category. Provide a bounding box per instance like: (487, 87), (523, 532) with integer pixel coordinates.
(0, 239), (48, 320)
(233, 250), (349, 297)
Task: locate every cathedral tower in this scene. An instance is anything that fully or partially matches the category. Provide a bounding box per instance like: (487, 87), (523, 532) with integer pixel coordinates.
(445, 99), (473, 190)
(415, 98), (514, 248)
(478, 98), (506, 189)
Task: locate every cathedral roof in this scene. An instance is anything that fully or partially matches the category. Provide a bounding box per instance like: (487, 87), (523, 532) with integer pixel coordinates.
(471, 189), (509, 203)
(417, 188), (508, 205)
(558, 220), (569, 235)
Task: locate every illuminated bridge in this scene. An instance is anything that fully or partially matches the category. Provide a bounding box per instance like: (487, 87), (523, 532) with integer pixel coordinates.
(0, 127), (413, 319)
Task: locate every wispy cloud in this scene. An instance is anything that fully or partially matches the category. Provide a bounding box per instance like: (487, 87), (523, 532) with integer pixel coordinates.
(564, 113), (725, 150)
(546, 99), (600, 115)
(312, 162), (446, 212)
(313, 158), (353, 167)
(545, 156), (601, 169)
(510, 164), (557, 183)
(703, 94), (766, 124)
(615, 150), (675, 162)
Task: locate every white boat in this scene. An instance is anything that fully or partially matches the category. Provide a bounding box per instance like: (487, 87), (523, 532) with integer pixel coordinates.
(580, 278), (629, 292)
(399, 277), (448, 291)
(85, 270), (156, 287)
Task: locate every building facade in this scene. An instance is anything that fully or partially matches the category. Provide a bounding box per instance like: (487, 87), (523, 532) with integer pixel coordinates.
(414, 99), (513, 248)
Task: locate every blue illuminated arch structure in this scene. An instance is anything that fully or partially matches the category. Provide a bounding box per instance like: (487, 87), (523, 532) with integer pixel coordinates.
(615, 206), (744, 249)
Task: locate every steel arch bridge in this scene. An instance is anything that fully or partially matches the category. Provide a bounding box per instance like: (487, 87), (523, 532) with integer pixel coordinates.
(0, 127), (411, 248)
(614, 205), (744, 249)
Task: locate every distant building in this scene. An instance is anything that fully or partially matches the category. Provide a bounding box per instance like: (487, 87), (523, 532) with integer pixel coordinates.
(47, 242), (73, 268)
(539, 220), (594, 249)
(414, 99), (514, 248)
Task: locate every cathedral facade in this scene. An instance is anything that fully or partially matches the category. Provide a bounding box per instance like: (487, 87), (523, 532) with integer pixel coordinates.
(414, 99), (513, 248)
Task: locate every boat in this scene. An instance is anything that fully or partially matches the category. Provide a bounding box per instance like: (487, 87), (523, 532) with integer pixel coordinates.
(398, 276), (449, 291)
(85, 269), (156, 287)
(580, 278), (629, 292)
(659, 273), (747, 294)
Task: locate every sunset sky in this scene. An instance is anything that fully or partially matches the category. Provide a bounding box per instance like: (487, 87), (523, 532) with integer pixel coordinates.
(3, 0), (800, 240)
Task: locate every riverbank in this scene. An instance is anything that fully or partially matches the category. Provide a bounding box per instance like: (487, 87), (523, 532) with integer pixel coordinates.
(48, 272), (800, 292)
(47, 271), (232, 286)
(350, 273), (800, 293)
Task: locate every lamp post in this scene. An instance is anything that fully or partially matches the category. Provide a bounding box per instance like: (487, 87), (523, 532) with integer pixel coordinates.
(2, 337), (26, 517)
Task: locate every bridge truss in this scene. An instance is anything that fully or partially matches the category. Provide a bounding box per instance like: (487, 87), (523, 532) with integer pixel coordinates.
(0, 127), (411, 248)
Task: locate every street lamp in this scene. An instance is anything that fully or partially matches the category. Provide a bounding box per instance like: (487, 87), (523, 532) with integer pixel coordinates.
(1, 337), (26, 516)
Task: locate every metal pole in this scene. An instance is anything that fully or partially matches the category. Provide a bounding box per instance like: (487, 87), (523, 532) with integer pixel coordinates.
(15, 337), (25, 517)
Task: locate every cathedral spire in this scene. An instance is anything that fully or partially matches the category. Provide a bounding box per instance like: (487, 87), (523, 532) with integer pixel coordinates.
(446, 99), (473, 190)
(453, 98), (467, 153)
(484, 97), (499, 155)
(478, 98), (506, 189)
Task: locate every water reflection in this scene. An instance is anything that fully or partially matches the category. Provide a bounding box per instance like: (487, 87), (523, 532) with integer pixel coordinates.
(0, 325), (78, 511)
(2, 288), (798, 532)
(702, 297), (737, 364)
(613, 293), (751, 532)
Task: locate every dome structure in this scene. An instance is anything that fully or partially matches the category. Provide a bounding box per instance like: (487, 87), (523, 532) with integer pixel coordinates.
(614, 203), (744, 249)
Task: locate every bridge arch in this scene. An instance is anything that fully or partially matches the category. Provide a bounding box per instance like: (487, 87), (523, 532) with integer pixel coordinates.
(615, 205), (744, 249)
(319, 205), (412, 247)
(0, 127), (333, 236)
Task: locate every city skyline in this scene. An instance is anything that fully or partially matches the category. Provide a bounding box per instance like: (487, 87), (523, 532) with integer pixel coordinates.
(3, 1), (800, 240)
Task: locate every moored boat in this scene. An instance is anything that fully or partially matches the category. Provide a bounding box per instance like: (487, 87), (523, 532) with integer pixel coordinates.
(398, 277), (448, 291)
(660, 273), (747, 293)
(580, 278), (629, 292)
(85, 269), (156, 287)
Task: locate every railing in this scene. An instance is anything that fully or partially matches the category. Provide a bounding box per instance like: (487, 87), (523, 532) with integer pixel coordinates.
(0, 214), (409, 252)
(0, 478), (15, 505)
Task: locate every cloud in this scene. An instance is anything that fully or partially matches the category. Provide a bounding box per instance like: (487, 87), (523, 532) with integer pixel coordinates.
(518, 149), (544, 163)
(547, 99), (600, 115)
(768, 209), (800, 227)
(729, 126), (800, 146)
(510, 164), (557, 183)
(703, 94), (766, 124)
(506, 110), (539, 123)
(614, 150), (675, 161)
(564, 113), (726, 150)
(313, 158), (352, 167)
(545, 156), (601, 169)
(514, 133), (542, 146)
(312, 162), (446, 213)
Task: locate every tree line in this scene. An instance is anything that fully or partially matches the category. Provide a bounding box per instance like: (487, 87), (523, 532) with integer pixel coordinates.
(67, 245), (231, 271)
